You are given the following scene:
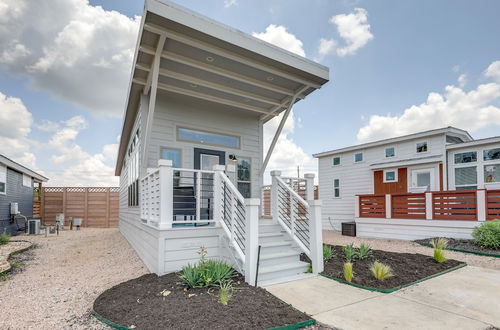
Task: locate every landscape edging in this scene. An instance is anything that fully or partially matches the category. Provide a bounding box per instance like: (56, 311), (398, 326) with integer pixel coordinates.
(92, 309), (316, 330)
(1, 241), (34, 274)
(320, 263), (467, 293)
(415, 242), (500, 258)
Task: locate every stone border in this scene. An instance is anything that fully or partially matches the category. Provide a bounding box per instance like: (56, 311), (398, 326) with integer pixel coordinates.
(415, 242), (500, 258)
(0, 240), (33, 273)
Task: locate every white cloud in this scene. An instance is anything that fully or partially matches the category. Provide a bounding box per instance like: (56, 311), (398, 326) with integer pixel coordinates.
(357, 61), (500, 143)
(0, 0), (140, 117)
(458, 74), (467, 88)
(224, 0), (237, 8)
(315, 38), (336, 61)
(329, 8), (373, 56)
(485, 61), (500, 82)
(253, 24), (306, 57)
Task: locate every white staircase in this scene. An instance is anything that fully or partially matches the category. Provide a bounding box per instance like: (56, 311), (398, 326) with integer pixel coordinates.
(256, 222), (312, 286)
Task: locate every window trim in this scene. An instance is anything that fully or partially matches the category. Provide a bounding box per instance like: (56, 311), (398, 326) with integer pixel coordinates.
(0, 164), (6, 195)
(333, 178), (340, 198)
(483, 147), (500, 162)
(22, 174), (32, 187)
(416, 141), (428, 154)
(383, 169), (398, 183)
(332, 156), (341, 166)
(453, 165), (477, 189)
(385, 146), (396, 158)
(176, 126), (241, 150)
(159, 146), (183, 168)
(453, 151), (478, 164)
(354, 152), (363, 163)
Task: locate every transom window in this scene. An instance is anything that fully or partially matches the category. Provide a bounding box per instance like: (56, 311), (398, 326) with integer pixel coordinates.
(177, 127), (240, 149)
(0, 164), (6, 195)
(160, 147), (182, 168)
(333, 179), (340, 198)
(455, 166), (477, 189)
(454, 151), (477, 164)
(385, 147), (395, 158)
(416, 142), (428, 153)
(237, 157), (251, 198)
(484, 148), (500, 161)
(485, 164), (500, 183)
(384, 169), (398, 183)
(332, 156), (341, 166)
(354, 153), (363, 162)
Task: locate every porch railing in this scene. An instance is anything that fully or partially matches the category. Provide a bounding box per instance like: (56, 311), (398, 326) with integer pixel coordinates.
(271, 171), (323, 273)
(486, 190), (500, 220)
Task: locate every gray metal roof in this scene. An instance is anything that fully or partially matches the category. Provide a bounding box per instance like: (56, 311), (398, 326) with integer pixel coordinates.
(0, 154), (48, 182)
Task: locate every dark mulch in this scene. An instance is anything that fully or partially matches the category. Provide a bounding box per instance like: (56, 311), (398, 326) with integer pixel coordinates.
(310, 245), (464, 290)
(93, 272), (311, 330)
(415, 238), (499, 256)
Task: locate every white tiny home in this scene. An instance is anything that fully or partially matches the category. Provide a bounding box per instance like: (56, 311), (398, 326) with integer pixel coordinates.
(115, 0), (329, 285)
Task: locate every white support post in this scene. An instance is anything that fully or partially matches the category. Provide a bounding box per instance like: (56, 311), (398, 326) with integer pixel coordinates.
(270, 170), (281, 223)
(225, 164), (237, 186)
(158, 159), (173, 229)
(309, 200), (323, 274)
(244, 198), (260, 285)
(304, 173), (315, 201)
(385, 194), (392, 219)
(195, 172), (201, 221)
(213, 165), (225, 224)
(477, 190), (486, 221)
(425, 192), (433, 220)
(354, 195), (360, 218)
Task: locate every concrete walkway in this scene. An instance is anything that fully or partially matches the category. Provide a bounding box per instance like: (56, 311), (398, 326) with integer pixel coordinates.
(266, 266), (499, 330)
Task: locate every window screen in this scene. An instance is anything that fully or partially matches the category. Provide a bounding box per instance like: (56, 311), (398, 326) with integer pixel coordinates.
(455, 166), (477, 186)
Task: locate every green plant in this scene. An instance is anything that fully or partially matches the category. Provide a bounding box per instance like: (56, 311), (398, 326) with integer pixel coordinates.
(430, 237), (449, 250)
(370, 261), (394, 280)
(179, 264), (202, 288)
(433, 248), (447, 263)
(0, 272), (7, 281)
(219, 281), (233, 305)
(306, 264), (312, 273)
(0, 232), (10, 245)
(323, 245), (334, 260)
(342, 243), (357, 262)
(472, 220), (500, 249)
(357, 243), (372, 260)
(202, 259), (235, 287)
(343, 262), (353, 282)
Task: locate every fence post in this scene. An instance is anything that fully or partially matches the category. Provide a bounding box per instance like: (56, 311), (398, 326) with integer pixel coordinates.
(385, 194), (391, 219)
(213, 165), (225, 225)
(158, 159), (173, 229)
(477, 190), (486, 221)
(106, 187), (110, 228)
(244, 198), (260, 285)
(304, 173), (315, 200)
(84, 188), (88, 227)
(270, 170), (281, 223)
(309, 200), (323, 274)
(354, 195), (360, 218)
(425, 192), (433, 220)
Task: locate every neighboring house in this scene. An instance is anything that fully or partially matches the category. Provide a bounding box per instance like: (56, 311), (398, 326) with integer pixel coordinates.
(314, 127), (500, 239)
(0, 154), (48, 235)
(115, 0), (329, 285)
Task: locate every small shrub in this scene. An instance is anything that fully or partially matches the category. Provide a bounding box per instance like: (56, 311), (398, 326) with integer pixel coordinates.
(430, 237), (449, 250)
(306, 264), (312, 273)
(179, 264), (202, 288)
(219, 281), (233, 305)
(357, 243), (372, 260)
(343, 262), (353, 282)
(433, 248), (447, 263)
(323, 245), (334, 260)
(0, 272), (8, 281)
(472, 220), (500, 249)
(202, 259), (235, 287)
(342, 243), (357, 262)
(370, 261), (394, 281)
(0, 233), (10, 245)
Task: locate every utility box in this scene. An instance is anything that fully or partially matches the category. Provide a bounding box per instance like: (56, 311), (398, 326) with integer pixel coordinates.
(29, 219), (41, 235)
(341, 222), (356, 237)
(56, 214), (65, 227)
(10, 203), (19, 215)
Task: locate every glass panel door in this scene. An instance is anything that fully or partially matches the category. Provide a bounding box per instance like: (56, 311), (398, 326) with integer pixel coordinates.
(411, 168), (435, 191)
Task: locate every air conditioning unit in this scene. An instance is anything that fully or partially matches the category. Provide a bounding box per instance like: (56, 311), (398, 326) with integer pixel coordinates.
(10, 203), (19, 215)
(29, 219), (41, 235)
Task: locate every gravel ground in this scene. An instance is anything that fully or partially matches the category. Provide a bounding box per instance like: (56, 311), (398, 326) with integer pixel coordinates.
(323, 231), (500, 270)
(0, 228), (148, 330)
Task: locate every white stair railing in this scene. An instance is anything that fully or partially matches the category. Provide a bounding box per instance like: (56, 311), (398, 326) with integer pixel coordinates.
(271, 170), (323, 274)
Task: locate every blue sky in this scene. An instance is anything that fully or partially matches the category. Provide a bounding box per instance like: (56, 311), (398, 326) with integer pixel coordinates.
(0, 0), (499, 185)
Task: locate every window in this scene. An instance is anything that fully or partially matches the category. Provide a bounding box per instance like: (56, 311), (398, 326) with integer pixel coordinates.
(383, 169), (398, 183)
(454, 151), (477, 164)
(237, 157), (251, 198)
(333, 179), (340, 198)
(332, 156), (340, 166)
(416, 142), (428, 153)
(354, 153), (363, 162)
(22, 174), (31, 187)
(385, 147), (395, 158)
(484, 148), (500, 161)
(485, 164), (500, 183)
(160, 147), (181, 168)
(446, 135), (464, 144)
(128, 129), (140, 207)
(177, 127), (240, 149)
(455, 166), (477, 189)
(0, 164), (6, 194)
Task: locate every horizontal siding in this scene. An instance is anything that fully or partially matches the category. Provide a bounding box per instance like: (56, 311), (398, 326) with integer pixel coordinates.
(0, 168), (33, 235)
(120, 216), (159, 273)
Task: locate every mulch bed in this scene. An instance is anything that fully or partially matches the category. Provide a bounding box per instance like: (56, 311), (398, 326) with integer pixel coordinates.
(415, 238), (500, 257)
(93, 272), (312, 330)
(311, 245), (464, 290)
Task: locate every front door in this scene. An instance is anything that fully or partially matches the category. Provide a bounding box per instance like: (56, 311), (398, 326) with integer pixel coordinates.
(410, 168), (435, 191)
(194, 148), (225, 170)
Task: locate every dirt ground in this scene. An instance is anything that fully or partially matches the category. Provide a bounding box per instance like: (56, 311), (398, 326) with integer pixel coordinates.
(324, 231), (500, 270)
(0, 228), (147, 330)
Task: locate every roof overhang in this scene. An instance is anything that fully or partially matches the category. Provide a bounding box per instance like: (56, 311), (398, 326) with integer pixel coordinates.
(446, 135), (500, 150)
(115, 0), (330, 175)
(0, 154), (49, 182)
(370, 154), (443, 170)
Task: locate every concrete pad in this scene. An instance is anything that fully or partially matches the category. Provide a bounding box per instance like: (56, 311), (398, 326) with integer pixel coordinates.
(265, 276), (381, 315)
(314, 294), (489, 330)
(394, 266), (500, 327)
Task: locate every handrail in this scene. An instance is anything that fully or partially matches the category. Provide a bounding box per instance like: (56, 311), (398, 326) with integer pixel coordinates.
(172, 167), (215, 174)
(219, 171), (246, 205)
(276, 176), (309, 209)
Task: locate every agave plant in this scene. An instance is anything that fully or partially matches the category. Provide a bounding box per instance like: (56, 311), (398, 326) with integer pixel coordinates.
(370, 261), (394, 281)
(342, 243), (357, 262)
(323, 244), (334, 260)
(357, 243), (373, 260)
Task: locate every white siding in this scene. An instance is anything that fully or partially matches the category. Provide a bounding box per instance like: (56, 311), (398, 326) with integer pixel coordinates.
(318, 134), (447, 231)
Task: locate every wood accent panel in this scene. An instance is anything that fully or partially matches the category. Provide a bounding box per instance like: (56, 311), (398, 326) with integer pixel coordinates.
(358, 194), (386, 218)
(391, 193), (426, 219)
(41, 187), (119, 227)
(374, 168), (408, 194)
(486, 189), (500, 220)
(439, 163), (444, 191)
(432, 190), (477, 221)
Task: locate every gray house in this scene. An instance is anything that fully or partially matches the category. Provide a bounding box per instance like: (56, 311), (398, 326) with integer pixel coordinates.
(0, 155), (48, 235)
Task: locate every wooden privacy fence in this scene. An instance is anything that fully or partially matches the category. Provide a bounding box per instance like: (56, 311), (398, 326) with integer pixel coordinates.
(486, 190), (500, 220)
(42, 187), (120, 228)
(391, 193), (426, 219)
(358, 194), (386, 218)
(432, 190), (477, 221)
(261, 185), (318, 218)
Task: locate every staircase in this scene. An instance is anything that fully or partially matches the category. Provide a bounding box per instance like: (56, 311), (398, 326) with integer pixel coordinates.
(256, 221), (312, 286)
